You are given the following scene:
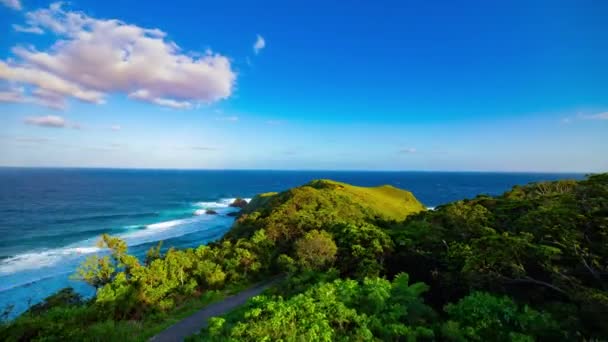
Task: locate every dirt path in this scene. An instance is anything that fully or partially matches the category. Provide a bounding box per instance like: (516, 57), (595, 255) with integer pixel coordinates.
(149, 279), (279, 342)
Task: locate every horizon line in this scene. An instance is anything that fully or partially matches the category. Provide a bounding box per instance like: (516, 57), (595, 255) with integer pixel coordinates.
(0, 165), (594, 174)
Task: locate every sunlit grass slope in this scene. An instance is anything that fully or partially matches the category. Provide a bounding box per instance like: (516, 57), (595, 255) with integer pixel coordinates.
(232, 179), (424, 241)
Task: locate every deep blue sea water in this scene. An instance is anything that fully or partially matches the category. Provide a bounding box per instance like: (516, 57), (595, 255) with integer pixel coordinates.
(0, 168), (585, 318)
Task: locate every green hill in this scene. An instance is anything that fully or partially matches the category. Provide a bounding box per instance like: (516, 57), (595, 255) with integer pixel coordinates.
(231, 179), (425, 241)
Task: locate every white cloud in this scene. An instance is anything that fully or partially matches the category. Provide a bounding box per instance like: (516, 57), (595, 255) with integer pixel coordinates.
(191, 146), (218, 151)
(585, 112), (608, 120)
(24, 115), (66, 128)
(0, 86), (26, 103)
(14, 136), (53, 143)
(0, 61), (105, 104)
(2, 2), (236, 109)
(13, 24), (44, 34)
(0, 0), (21, 10)
(216, 115), (239, 122)
(561, 111), (608, 124)
(0, 84), (67, 109)
(110, 124), (121, 131)
(128, 89), (192, 109)
(399, 147), (417, 154)
(253, 34), (265, 54)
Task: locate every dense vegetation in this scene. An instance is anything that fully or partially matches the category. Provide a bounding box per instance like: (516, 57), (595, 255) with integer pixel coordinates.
(1, 175), (606, 341)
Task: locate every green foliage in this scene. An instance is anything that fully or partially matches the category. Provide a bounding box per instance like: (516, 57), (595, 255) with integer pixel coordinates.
(231, 179), (424, 245)
(193, 273), (436, 341)
(294, 229), (337, 270)
(442, 292), (563, 341)
(392, 173), (608, 338)
(26, 288), (84, 315)
(332, 222), (394, 278)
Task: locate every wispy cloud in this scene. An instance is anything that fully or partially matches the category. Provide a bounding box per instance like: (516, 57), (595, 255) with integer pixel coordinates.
(0, 0), (21, 10)
(173, 145), (219, 151)
(23, 114), (84, 129)
(0, 86), (26, 103)
(24, 115), (66, 128)
(585, 112), (608, 120)
(216, 116), (239, 122)
(561, 111), (608, 124)
(253, 34), (266, 54)
(190, 146), (218, 151)
(266, 119), (285, 125)
(14, 136), (52, 143)
(399, 147), (417, 154)
(110, 125), (121, 131)
(13, 24), (44, 34)
(2, 2), (236, 109)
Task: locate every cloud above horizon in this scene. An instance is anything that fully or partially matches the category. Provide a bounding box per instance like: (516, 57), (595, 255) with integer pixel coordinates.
(24, 115), (66, 128)
(1, 2), (236, 110)
(215, 115), (239, 122)
(561, 111), (608, 124)
(253, 34), (265, 54)
(586, 112), (608, 120)
(0, 0), (21, 10)
(399, 147), (417, 154)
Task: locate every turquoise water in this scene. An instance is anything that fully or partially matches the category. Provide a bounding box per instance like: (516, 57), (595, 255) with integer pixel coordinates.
(0, 168), (584, 317)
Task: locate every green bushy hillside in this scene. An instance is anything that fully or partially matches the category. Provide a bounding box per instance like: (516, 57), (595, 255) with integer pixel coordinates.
(230, 179), (425, 241)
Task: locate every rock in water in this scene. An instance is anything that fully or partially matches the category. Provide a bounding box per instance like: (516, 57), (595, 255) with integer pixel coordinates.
(229, 198), (248, 209)
(206, 209), (218, 215)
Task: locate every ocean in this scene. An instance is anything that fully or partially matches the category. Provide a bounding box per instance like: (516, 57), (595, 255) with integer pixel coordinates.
(0, 168), (584, 318)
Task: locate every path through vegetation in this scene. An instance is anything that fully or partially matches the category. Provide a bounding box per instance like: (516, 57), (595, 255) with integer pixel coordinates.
(150, 279), (279, 341)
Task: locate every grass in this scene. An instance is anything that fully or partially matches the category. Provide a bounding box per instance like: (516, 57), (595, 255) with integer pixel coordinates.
(306, 179), (425, 220)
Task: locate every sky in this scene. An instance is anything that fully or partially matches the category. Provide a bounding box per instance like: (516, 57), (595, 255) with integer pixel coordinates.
(0, 0), (606, 172)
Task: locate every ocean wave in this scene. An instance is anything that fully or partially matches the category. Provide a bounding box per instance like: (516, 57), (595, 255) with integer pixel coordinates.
(52, 212), (159, 224)
(0, 246), (101, 276)
(0, 196), (245, 295)
(146, 218), (193, 230)
(0, 204), (238, 279)
(193, 197), (252, 209)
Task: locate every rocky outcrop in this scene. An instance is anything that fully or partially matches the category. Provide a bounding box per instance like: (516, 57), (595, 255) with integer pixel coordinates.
(229, 198), (248, 209)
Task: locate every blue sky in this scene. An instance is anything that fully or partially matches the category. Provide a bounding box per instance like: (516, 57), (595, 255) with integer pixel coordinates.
(0, 0), (606, 171)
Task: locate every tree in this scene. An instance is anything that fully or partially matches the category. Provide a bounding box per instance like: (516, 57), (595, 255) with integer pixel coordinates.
(332, 222), (393, 277)
(442, 292), (563, 341)
(295, 230), (337, 270)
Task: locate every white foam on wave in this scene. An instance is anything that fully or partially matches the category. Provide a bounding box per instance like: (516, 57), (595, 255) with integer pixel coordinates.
(0, 246), (101, 276)
(0, 217), (197, 277)
(146, 218), (190, 230)
(194, 198), (252, 209)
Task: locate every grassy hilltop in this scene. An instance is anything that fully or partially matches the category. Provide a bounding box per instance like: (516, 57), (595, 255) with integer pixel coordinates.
(230, 179), (425, 241)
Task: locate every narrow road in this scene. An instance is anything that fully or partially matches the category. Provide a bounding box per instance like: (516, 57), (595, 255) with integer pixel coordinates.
(150, 279), (279, 342)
